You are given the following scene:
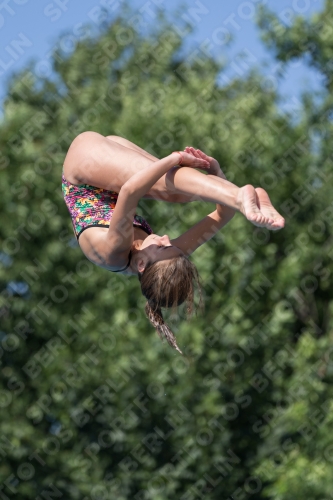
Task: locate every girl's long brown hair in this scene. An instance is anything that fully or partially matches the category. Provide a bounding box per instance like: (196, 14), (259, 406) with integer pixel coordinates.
(138, 255), (203, 354)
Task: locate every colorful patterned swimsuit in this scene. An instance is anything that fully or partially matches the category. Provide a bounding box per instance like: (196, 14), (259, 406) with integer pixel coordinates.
(61, 174), (153, 272)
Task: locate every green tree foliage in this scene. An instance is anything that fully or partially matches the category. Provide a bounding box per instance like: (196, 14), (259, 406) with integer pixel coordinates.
(0, 3), (332, 499)
(252, 2), (333, 499)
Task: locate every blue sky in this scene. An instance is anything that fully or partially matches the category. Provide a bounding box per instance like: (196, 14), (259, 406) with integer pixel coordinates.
(0, 0), (325, 114)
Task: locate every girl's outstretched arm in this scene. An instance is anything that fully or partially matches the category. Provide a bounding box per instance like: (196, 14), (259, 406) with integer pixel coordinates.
(171, 208), (234, 257)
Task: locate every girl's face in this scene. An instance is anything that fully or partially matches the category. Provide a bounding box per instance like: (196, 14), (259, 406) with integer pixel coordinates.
(140, 233), (183, 263)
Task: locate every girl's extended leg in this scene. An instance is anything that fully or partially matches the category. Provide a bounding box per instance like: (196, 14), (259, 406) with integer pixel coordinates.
(63, 132), (283, 227)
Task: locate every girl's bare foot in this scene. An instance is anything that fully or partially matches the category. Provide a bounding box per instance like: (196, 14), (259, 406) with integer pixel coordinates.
(237, 185), (275, 229)
(255, 188), (285, 230)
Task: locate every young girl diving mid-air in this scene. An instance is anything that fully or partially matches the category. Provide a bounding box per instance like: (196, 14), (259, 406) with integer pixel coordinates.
(62, 132), (285, 354)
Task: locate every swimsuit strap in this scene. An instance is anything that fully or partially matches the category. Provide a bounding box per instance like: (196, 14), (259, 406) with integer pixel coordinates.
(111, 250), (132, 273)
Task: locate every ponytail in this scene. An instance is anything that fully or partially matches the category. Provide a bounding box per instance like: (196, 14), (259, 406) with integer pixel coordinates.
(145, 301), (183, 355)
(139, 254), (203, 355)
